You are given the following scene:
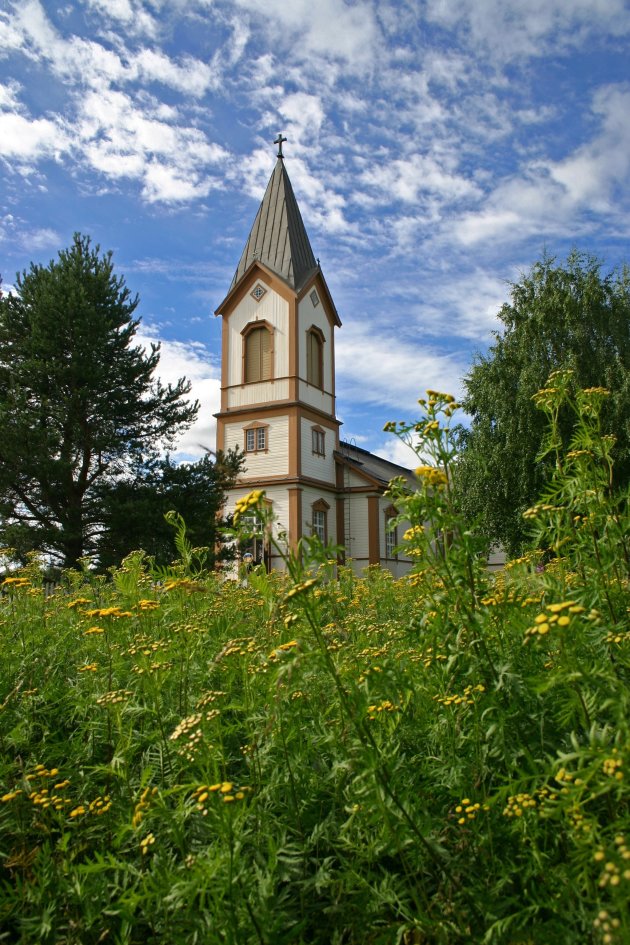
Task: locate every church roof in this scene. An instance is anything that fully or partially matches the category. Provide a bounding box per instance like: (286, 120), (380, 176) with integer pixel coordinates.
(230, 157), (319, 293)
(336, 441), (415, 488)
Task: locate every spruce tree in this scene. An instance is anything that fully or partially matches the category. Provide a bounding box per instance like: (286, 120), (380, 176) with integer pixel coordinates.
(0, 234), (198, 568)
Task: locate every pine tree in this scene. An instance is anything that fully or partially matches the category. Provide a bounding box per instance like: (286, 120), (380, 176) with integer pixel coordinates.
(0, 234), (198, 568)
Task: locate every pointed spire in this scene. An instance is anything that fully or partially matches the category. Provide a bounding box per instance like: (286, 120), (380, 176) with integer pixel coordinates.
(230, 141), (318, 292)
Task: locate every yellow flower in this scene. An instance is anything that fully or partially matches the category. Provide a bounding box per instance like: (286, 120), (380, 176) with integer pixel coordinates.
(84, 626), (105, 635)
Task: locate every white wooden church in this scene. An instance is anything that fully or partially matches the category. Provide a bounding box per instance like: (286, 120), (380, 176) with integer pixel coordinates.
(214, 139), (414, 575)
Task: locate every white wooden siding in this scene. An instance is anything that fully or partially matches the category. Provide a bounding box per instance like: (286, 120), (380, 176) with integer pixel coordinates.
(227, 378), (290, 409)
(300, 418), (336, 485)
(227, 288), (289, 389)
(300, 485), (338, 547)
(223, 415), (289, 477)
(298, 294), (332, 388)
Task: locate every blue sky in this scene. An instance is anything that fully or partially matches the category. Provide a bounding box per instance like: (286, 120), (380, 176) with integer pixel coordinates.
(1, 0), (629, 467)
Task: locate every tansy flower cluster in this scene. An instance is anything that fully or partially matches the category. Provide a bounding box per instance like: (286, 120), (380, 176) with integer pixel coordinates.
(2, 576), (31, 589)
(454, 798), (489, 825)
(524, 601), (585, 640)
(593, 909), (622, 944)
(285, 578), (318, 601)
(602, 750), (623, 781)
(367, 699), (399, 721)
(84, 606), (133, 618)
(140, 833), (155, 855)
(593, 835), (630, 891)
(414, 466), (448, 487)
(233, 489), (265, 525)
(132, 786), (158, 828)
(96, 689), (134, 707)
(434, 684), (485, 708)
(192, 781), (252, 813)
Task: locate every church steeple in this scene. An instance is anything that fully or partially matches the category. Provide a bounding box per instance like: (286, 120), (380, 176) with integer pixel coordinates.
(230, 147), (319, 293)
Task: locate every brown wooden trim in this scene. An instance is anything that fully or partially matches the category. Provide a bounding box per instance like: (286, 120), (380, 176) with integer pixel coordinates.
(234, 473), (340, 491)
(296, 271), (341, 328)
(216, 261), (296, 316)
(215, 401), (341, 427)
(288, 296), (298, 401)
(220, 316), (229, 412)
(368, 495), (380, 565)
(288, 487), (302, 552)
(336, 496), (345, 562)
(289, 410), (300, 477)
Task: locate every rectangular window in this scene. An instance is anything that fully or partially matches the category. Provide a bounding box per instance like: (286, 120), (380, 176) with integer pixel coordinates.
(245, 426), (267, 452)
(385, 520), (397, 559)
(307, 330), (323, 388)
(312, 428), (325, 455)
(312, 509), (326, 542)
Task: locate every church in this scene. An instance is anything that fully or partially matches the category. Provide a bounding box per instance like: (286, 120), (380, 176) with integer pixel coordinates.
(214, 138), (414, 575)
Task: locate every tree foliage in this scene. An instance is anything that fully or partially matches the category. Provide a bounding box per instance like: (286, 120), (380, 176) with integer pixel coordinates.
(0, 234), (198, 567)
(96, 450), (244, 571)
(456, 251), (630, 554)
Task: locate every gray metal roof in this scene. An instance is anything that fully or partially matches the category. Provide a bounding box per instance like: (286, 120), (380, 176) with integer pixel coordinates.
(337, 441), (415, 487)
(230, 158), (319, 292)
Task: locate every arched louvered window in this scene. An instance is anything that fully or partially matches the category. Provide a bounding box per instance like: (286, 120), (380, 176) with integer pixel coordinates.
(243, 322), (273, 384)
(307, 327), (324, 389)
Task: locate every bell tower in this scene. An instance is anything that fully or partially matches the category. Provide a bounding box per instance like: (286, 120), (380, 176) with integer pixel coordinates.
(215, 136), (342, 567)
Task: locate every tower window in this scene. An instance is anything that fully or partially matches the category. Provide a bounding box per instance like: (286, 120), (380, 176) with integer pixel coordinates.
(310, 289), (320, 307)
(306, 327), (324, 389)
(312, 427), (325, 456)
(311, 499), (330, 544)
(244, 423), (268, 452)
(243, 322), (273, 384)
(251, 284), (266, 302)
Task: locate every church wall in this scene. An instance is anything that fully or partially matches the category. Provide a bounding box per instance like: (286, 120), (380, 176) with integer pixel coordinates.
(297, 293), (334, 415)
(378, 495), (413, 577)
(300, 417), (336, 484)
(226, 287), (290, 391)
(228, 379), (290, 409)
(300, 484), (338, 547)
(223, 415), (290, 478)
(343, 492), (371, 570)
(224, 484), (291, 571)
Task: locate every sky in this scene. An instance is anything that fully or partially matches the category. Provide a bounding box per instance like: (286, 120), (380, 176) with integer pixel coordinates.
(1, 0), (629, 468)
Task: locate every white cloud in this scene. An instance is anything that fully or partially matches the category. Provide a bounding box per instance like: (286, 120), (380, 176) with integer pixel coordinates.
(135, 48), (217, 96)
(373, 436), (419, 469)
(424, 0), (630, 60)
(411, 268), (510, 340)
(336, 321), (466, 414)
(231, 0), (380, 67)
(360, 152), (480, 206)
(83, 0), (159, 38)
(0, 113), (68, 162)
(137, 330), (220, 458)
(451, 83), (630, 247)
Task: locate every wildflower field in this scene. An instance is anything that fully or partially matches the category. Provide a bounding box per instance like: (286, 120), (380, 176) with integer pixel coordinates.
(1, 378), (629, 944)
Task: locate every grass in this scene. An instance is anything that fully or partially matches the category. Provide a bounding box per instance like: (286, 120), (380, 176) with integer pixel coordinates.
(0, 377), (629, 944)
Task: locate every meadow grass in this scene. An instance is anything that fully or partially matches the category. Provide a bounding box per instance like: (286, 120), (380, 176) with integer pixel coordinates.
(1, 377), (629, 944)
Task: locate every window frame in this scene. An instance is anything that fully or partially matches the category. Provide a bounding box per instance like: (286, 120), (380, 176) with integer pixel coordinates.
(244, 422), (269, 454)
(311, 498), (330, 544)
(306, 326), (325, 390)
(311, 425), (326, 456)
(384, 506), (398, 560)
(241, 320), (274, 385)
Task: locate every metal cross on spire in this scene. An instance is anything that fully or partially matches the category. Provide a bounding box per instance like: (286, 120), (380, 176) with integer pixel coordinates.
(274, 133), (287, 158)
